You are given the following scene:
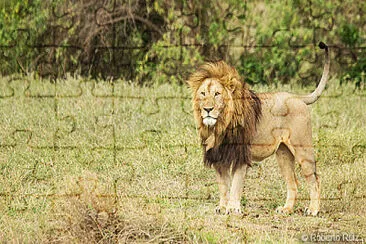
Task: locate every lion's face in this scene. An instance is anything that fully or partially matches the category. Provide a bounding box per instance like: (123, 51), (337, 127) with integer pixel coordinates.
(196, 78), (228, 127)
(188, 60), (261, 151)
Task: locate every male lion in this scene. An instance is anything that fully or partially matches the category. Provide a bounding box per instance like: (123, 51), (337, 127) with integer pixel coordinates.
(187, 42), (329, 216)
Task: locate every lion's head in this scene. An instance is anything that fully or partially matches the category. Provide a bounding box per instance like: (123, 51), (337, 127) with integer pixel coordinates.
(187, 61), (261, 169)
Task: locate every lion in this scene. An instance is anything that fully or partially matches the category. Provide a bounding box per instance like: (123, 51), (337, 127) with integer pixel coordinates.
(187, 42), (329, 216)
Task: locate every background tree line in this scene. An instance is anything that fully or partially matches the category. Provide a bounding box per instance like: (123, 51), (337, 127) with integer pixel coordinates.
(0, 0), (365, 87)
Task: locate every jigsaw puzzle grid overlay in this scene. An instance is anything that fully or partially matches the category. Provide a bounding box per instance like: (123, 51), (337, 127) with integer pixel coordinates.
(0, 0), (366, 241)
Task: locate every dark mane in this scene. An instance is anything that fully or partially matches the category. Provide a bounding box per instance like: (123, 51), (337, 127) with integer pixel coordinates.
(203, 91), (262, 170)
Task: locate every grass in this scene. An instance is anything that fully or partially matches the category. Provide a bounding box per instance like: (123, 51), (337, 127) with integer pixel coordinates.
(0, 76), (365, 242)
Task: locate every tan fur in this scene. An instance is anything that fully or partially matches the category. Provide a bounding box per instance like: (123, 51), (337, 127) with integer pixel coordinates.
(187, 43), (329, 216)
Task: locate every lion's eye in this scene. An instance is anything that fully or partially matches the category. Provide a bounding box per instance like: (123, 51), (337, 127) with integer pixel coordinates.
(215, 92), (221, 96)
(201, 92), (205, 96)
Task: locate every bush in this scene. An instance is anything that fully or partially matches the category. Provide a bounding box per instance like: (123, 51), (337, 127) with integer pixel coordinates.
(0, 0), (365, 86)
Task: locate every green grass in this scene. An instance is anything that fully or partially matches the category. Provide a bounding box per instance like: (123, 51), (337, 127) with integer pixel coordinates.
(0, 76), (365, 242)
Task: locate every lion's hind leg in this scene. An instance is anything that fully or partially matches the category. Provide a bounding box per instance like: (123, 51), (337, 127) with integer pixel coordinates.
(300, 159), (320, 216)
(275, 143), (298, 215)
(295, 146), (320, 216)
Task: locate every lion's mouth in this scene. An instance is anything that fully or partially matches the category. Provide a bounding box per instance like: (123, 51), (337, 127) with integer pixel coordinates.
(203, 116), (217, 126)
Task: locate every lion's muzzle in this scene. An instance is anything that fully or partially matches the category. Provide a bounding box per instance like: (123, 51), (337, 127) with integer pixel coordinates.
(202, 107), (218, 126)
(203, 116), (217, 126)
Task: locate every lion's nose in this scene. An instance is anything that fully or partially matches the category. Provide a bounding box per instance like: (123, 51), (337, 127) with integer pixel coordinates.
(204, 107), (214, 113)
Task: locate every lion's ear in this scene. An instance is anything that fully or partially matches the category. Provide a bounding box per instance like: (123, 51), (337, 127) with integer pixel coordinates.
(186, 79), (193, 89)
(228, 83), (236, 93)
(186, 79), (199, 93)
(227, 77), (241, 93)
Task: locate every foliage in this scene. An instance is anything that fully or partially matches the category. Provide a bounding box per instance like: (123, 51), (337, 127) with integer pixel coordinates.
(341, 57), (366, 89)
(339, 23), (360, 47)
(0, 0), (365, 86)
(0, 0), (48, 74)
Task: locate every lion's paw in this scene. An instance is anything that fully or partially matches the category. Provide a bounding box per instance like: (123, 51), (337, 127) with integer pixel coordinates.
(304, 207), (319, 216)
(275, 206), (293, 215)
(225, 201), (242, 215)
(215, 206), (226, 215)
(225, 207), (242, 215)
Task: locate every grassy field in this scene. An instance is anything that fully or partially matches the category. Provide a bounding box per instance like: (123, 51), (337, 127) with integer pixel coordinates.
(0, 76), (365, 242)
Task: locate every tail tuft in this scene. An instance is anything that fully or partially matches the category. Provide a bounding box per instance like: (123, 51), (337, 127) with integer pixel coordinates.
(318, 42), (328, 50)
(300, 41), (330, 105)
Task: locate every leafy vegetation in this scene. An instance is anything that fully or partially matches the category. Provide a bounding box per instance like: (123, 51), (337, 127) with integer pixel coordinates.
(0, 0), (365, 86)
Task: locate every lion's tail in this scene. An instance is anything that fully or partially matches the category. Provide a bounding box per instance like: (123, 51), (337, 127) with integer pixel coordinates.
(301, 42), (330, 105)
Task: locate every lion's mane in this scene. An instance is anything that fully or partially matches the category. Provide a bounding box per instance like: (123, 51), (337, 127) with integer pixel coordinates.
(188, 61), (262, 170)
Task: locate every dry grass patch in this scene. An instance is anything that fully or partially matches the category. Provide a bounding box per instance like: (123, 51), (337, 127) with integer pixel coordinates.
(49, 172), (187, 243)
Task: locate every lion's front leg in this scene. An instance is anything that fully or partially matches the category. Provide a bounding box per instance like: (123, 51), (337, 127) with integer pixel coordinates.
(213, 165), (230, 214)
(226, 164), (248, 215)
